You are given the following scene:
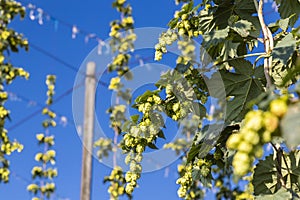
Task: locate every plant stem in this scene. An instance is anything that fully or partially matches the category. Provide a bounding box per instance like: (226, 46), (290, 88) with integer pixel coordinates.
(213, 52), (266, 67)
(270, 142), (293, 191)
(270, 142), (285, 189)
(255, 0), (274, 88)
(113, 97), (120, 168)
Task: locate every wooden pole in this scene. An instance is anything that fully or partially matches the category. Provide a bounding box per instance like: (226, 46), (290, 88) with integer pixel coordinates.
(80, 62), (96, 200)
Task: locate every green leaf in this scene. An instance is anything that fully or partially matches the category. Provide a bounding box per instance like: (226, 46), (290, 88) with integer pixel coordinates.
(157, 130), (166, 139)
(155, 69), (183, 88)
(130, 115), (140, 124)
(253, 154), (279, 195)
(135, 90), (153, 103)
(222, 40), (240, 60)
(168, 18), (179, 29)
(278, 18), (290, 32)
(149, 111), (165, 127)
(198, 9), (215, 33)
(176, 63), (190, 74)
(234, 0), (256, 20)
(187, 123), (237, 163)
(122, 120), (132, 132)
(231, 19), (254, 37)
(206, 0), (256, 32)
(135, 90), (159, 103)
(211, 59), (265, 122)
(192, 167), (201, 180)
(235, 1), (260, 37)
(188, 142), (202, 163)
(253, 150), (300, 196)
(275, 0), (300, 27)
(203, 27), (236, 60)
(147, 143), (159, 150)
(212, 0), (234, 29)
(182, 1), (194, 13)
(255, 188), (292, 200)
(268, 18), (290, 33)
(203, 27), (229, 49)
(192, 102), (207, 119)
(280, 56), (300, 86)
(272, 33), (297, 66)
(281, 102), (300, 150)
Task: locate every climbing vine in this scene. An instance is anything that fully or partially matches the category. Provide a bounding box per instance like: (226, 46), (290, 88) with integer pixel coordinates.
(27, 75), (57, 200)
(94, 0), (136, 199)
(0, 0), (29, 183)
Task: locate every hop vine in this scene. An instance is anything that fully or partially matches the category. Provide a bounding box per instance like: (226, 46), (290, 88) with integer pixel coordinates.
(108, 0), (136, 77)
(103, 167), (131, 200)
(27, 75), (57, 200)
(154, 2), (201, 61)
(95, 0), (137, 199)
(176, 156), (213, 200)
(0, 0), (29, 183)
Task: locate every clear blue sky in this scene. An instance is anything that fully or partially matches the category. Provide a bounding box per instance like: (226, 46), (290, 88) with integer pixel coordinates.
(0, 0), (278, 200)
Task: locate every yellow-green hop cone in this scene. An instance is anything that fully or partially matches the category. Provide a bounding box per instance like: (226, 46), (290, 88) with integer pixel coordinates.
(270, 98), (288, 117)
(237, 141), (253, 153)
(226, 133), (242, 149)
(263, 111), (279, 132)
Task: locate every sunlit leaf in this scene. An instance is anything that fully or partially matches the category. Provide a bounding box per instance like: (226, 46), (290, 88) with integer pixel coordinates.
(255, 188), (292, 200)
(272, 33), (297, 66)
(253, 150), (300, 196)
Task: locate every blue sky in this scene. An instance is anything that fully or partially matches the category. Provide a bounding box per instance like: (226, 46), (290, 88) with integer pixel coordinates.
(0, 0), (278, 200)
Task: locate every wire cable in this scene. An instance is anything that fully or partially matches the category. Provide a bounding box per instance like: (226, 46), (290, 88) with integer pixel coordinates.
(8, 80), (84, 131)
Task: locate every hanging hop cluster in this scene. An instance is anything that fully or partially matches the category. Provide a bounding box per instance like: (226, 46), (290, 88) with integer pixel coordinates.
(155, 2), (200, 61)
(103, 166), (131, 200)
(160, 79), (194, 122)
(108, 0), (136, 77)
(176, 163), (193, 198)
(108, 77), (122, 91)
(124, 151), (142, 195)
(0, 127), (23, 183)
(173, 11), (199, 38)
(226, 96), (288, 176)
(45, 75), (56, 105)
(107, 77), (130, 131)
(121, 92), (163, 151)
(0, 1), (29, 84)
(120, 91), (166, 195)
(164, 138), (190, 155)
(107, 104), (127, 130)
(102, 0), (136, 199)
(0, 0), (29, 183)
(122, 135), (143, 195)
(176, 158), (209, 200)
(154, 30), (178, 61)
(170, 2), (200, 37)
(176, 38), (196, 65)
(27, 75), (57, 200)
(94, 138), (112, 160)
